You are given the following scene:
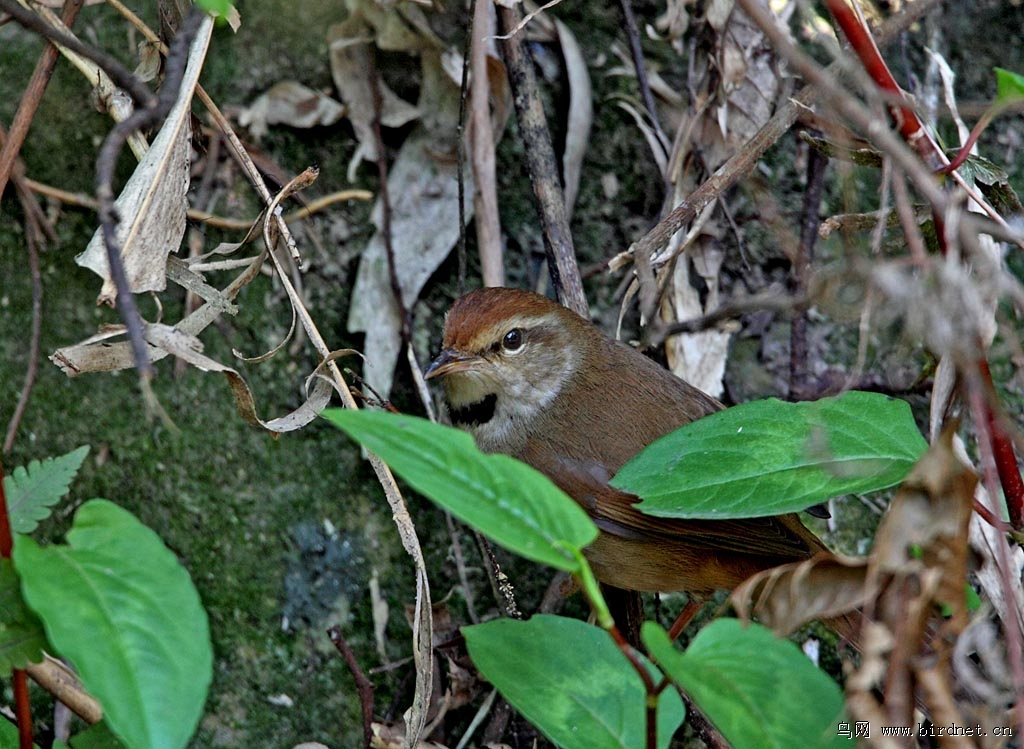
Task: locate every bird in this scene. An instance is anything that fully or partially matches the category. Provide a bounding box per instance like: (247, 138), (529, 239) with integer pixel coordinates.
(424, 286), (834, 598)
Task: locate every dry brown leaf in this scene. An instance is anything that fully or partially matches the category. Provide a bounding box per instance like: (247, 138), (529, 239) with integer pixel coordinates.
(328, 14), (421, 179)
(554, 18), (591, 220)
(237, 81), (346, 139)
(134, 40), (162, 83)
(144, 323), (335, 433)
(350, 0), (441, 53)
(868, 426), (977, 632)
(347, 49), (473, 402)
(844, 428), (980, 734)
(730, 553), (871, 638)
(369, 723), (449, 749)
(75, 16), (213, 305)
(663, 236), (734, 397)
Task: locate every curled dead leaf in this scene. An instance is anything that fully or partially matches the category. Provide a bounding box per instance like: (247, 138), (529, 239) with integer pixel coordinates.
(730, 552), (870, 638)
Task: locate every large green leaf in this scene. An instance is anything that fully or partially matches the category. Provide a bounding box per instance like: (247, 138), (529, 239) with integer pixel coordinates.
(643, 620), (846, 749)
(325, 409), (598, 572)
(5, 445), (89, 533)
(0, 559), (46, 670)
(464, 615), (684, 749)
(613, 391), (926, 519)
(13, 500), (212, 749)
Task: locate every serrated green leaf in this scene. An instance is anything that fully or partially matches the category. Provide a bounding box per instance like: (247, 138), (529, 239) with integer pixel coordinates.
(613, 391), (926, 519)
(952, 153), (1009, 188)
(0, 559), (47, 670)
(13, 500), (212, 749)
(324, 409), (598, 572)
(5, 445), (90, 533)
(643, 620), (847, 749)
(465, 615), (684, 749)
(953, 152), (1024, 215)
(995, 67), (1024, 105)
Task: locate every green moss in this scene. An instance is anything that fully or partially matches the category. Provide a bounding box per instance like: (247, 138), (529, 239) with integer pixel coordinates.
(1, 211), (397, 749)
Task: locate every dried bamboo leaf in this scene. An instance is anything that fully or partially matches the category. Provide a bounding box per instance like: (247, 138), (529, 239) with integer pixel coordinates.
(554, 18), (591, 219)
(76, 16), (214, 304)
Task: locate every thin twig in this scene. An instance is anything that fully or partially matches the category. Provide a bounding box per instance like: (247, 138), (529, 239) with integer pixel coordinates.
(789, 143), (828, 399)
(475, 532), (521, 620)
(628, 0), (945, 323)
(3, 223), (42, 453)
(618, 0), (660, 131)
(455, 0), (474, 294)
(469, 0), (504, 287)
(186, 55), (436, 745)
(0, 0), (83, 196)
(963, 367), (1024, 737)
(445, 512), (479, 624)
(495, 1), (586, 316)
(0, 0), (153, 105)
(21, 176), (371, 230)
(650, 287), (807, 347)
(25, 657), (102, 724)
(327, 625), (375, 749)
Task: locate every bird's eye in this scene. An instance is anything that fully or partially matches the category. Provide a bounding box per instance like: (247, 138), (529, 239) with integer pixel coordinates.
(502, 328), (524, 351)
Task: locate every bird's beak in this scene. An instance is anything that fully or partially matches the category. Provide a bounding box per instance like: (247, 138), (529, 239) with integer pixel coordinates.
(425, 348), (481, 380)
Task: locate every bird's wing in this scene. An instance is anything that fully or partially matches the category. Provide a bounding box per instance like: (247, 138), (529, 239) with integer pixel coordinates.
(545, 454), (823, 561)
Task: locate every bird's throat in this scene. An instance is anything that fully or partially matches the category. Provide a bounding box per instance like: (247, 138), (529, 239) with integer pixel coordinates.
(448, 393), (497, 427)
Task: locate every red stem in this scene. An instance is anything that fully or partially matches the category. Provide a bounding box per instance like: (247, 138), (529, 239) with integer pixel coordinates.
(977, 359), (1024, 528)
(825, 0), (1024, 529)
(0, 474), (11, 561)
(1, 460), (33, 749)
(823, 0), (927, 149)
(13, 671), (32, 749)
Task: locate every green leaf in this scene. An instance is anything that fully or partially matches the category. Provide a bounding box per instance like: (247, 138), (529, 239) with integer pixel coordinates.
(613, 391), (926, 519)
(324, 409), (598, 572)
(966, 585), (982, 612)
(995, 67), (1024, 105)
(69, 722), (128, 749)
(195, 0), (233, 15)
(0, 714), (40, 749)
(13, 500), (212, 749)
(5, 445), (90, 533)
(644, 620), (846, 749)
(464, 615), (684, 749)
(0, 559), (47, 670)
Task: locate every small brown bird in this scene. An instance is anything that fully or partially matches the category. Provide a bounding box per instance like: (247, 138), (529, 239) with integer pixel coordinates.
(425, 287), (830, 596)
